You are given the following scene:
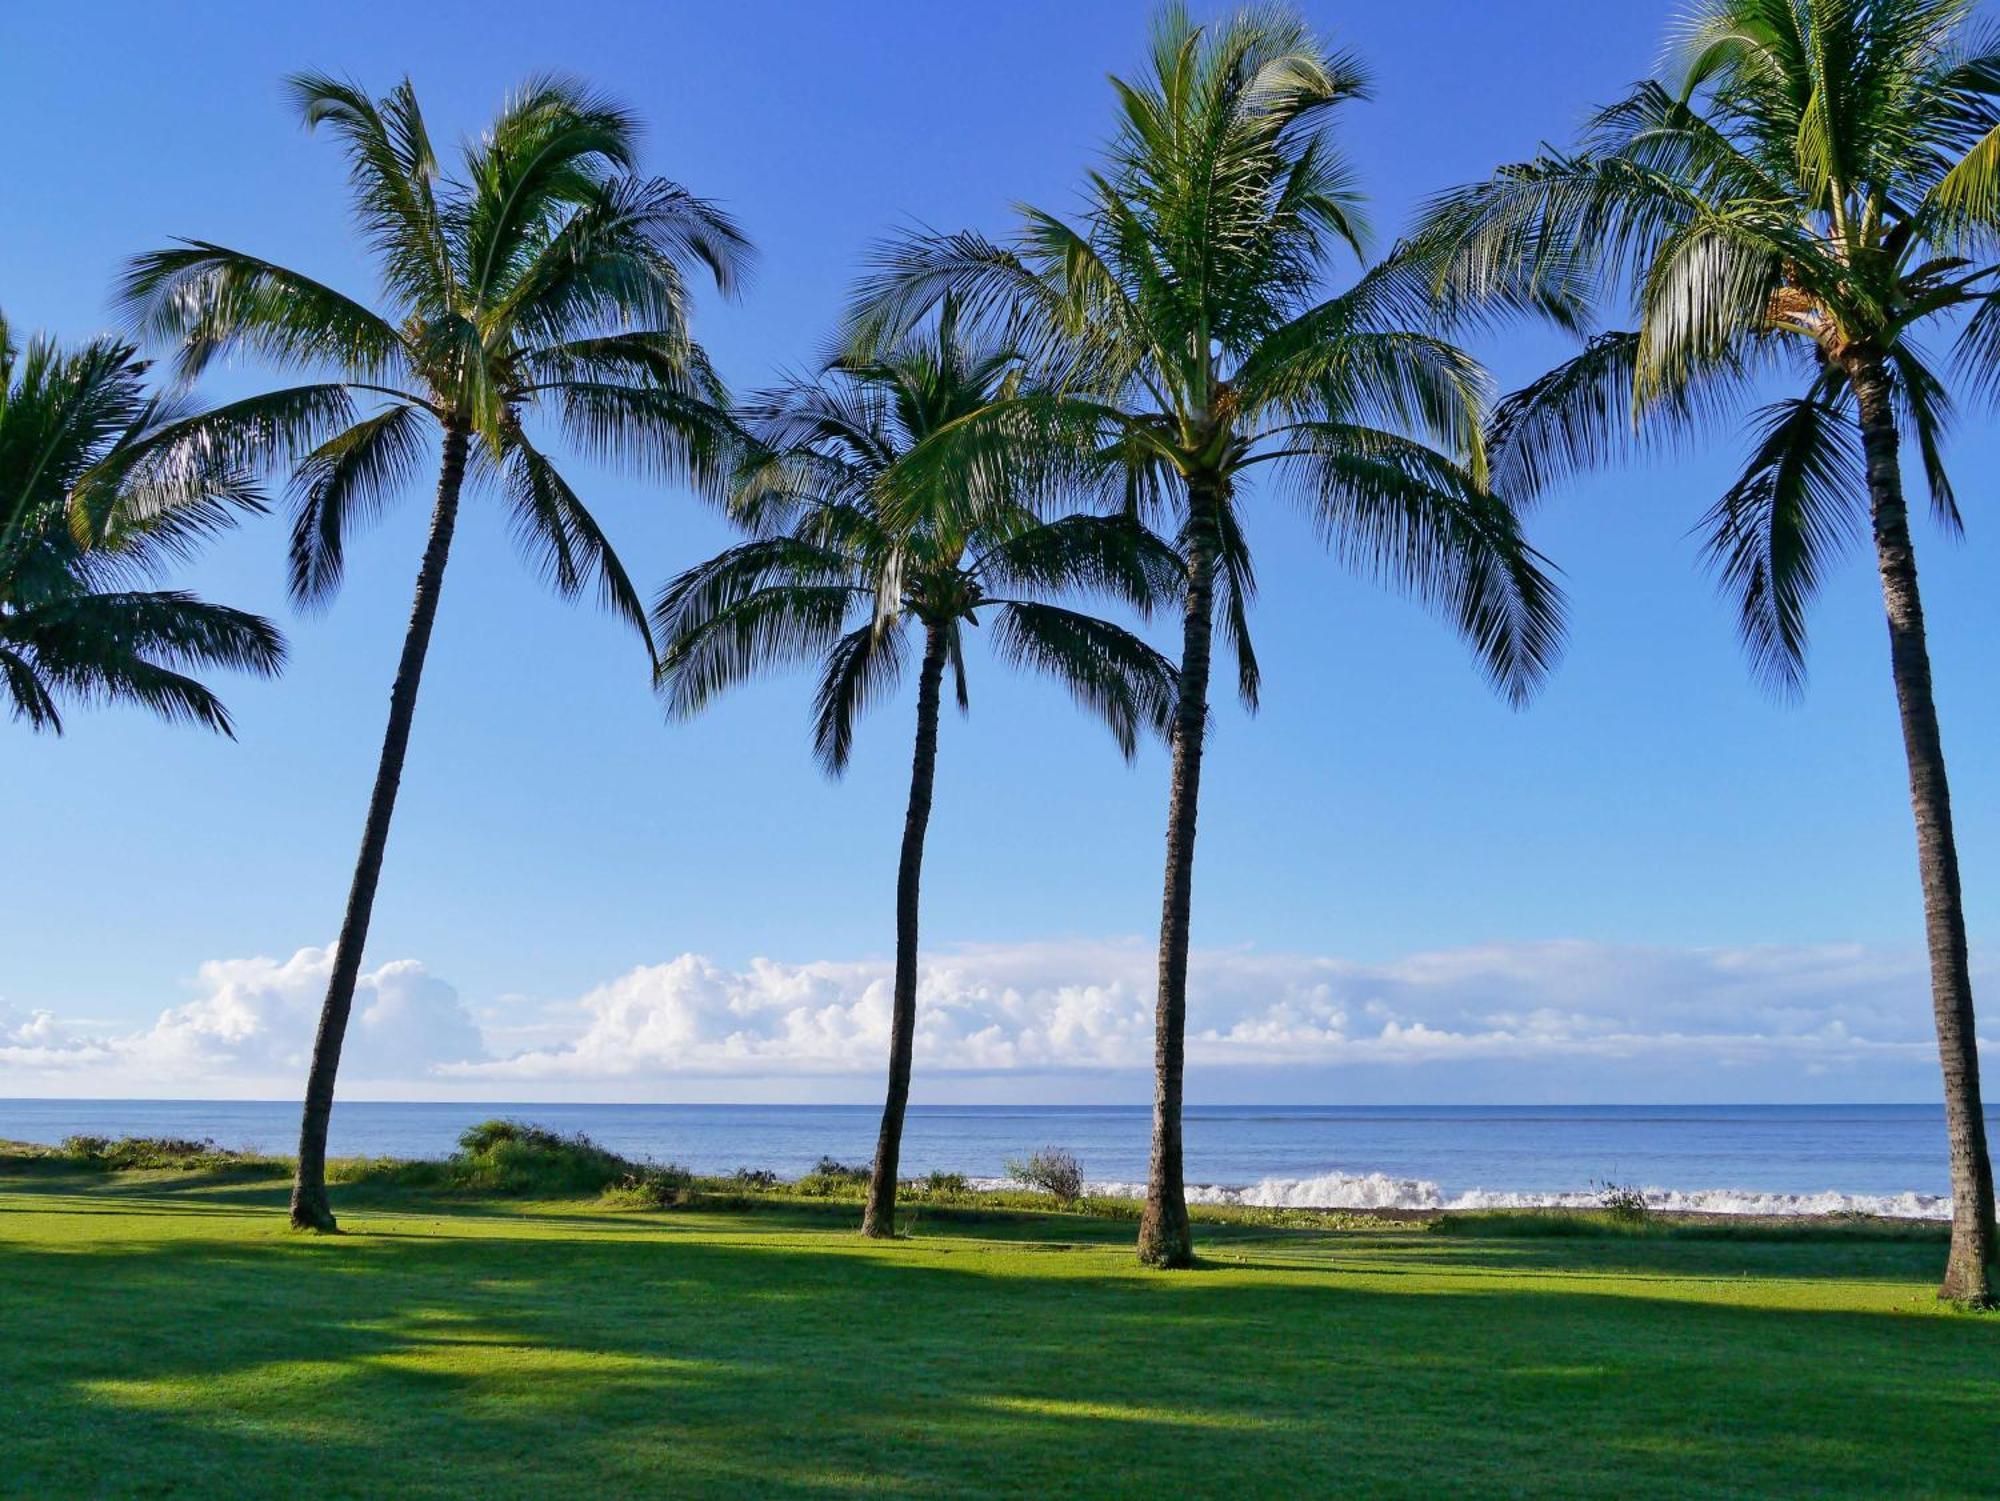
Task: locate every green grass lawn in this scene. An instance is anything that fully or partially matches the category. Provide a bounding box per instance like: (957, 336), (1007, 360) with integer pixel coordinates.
(3, 1168), (1995, 1499)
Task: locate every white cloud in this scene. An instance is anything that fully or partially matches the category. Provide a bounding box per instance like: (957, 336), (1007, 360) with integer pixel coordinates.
(0, 937), (1979, 1100)
(450, 936), (1966, 1089)
(0, 946), (484, 1095)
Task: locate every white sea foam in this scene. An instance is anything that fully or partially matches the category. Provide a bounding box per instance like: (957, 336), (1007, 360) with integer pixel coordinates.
(972, 1170), (1951, 1219)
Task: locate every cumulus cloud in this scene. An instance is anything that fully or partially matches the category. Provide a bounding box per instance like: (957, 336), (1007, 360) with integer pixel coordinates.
(0, 947), (484, 1094)
(0, 937), (1978, 1100)
(450, 937), (1969, 1090)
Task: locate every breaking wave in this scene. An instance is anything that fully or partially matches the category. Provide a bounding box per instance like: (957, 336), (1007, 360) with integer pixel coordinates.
(974, 1169), (1950, 1219)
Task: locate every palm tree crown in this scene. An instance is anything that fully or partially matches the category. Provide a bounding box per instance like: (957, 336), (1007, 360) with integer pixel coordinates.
(854, 6), (1562, 704)
(1416, 0), (2000, 684)
(656, 298), (1182, 766)
(0, 314), (282, 734)
(120, 72), (749, 631)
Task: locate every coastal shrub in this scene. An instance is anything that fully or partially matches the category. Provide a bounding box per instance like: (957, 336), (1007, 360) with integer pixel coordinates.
(446, 1120), (635, 1196)
(609, 1164), (697, 1209)
(729, 1167), (780, 1191)
(328, 1155), (447, 1189)
(1596, 1181), (1651, 1225)
(1005, 1147), (1084, 1207)
(57, 1135), (275, 1172)
(917, 1170), (971, 1201)
(794, 1157), (871, 1198)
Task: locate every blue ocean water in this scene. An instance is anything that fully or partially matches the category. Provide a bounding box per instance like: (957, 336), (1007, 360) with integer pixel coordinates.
(0, 1099), (1980, 1215)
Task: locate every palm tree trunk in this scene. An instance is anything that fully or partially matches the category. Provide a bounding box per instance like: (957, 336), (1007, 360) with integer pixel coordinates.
(1847, 352), (1995, 1305)
(290, 424), (469, 1232)
(1138, 475), (1220, 1268)
(861, 620), (950, 1238)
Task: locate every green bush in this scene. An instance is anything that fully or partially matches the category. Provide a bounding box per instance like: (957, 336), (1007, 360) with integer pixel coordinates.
(792, 1156), (871, 1198)
(56, 1135), (277, 1172)
(1596, 1180), (1651, 1225)
(605, 1164), (697, 1209)
(916, 1170), (971, 1201)
(328, 1155), (447, 1189)
(441, 1120), (636, 1196)
(1005, 1147), (1084, 1207)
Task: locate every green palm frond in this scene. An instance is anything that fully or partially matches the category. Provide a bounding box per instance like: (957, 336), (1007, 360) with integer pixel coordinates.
(286, 403), (431, 606)
(456, 75), (640, 305)
(552, 379), (741, 497)
(658, 293), (1182, 766)
(1698, 394), (1868, 695)
(1887, 341), (1962, 533)
(978, 513), (1184, 615)
(990, 600), (1177, 759)
(1209, 495), (1261, 711)
(654, 583), (860, 718)
(1, 322), (284, 734)
(1275, 422), (1565, 704)
(502, 428), (654, 652)
(811, 619), (908, 773)
(117, 242), (408, 384)
(285, 71), (453, 313)
(653, 535), (860, 633)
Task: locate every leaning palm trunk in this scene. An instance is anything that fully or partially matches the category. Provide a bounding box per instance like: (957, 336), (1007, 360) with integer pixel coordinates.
(1847, 356), (1996, 1303)
(291, 427), (468, 1231)
(862, 623), (951, 1236)
(1138, 480), (1221, 1269)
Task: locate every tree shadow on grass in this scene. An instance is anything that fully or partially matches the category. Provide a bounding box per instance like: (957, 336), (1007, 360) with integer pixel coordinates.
(3, 1187), (1995, 1499)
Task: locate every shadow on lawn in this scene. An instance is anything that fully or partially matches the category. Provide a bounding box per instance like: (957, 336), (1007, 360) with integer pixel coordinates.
(2, 1184), (1996, 1500)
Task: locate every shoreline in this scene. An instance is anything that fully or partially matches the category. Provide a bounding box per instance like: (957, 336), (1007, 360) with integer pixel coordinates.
(4, 1135), (1958, 1226)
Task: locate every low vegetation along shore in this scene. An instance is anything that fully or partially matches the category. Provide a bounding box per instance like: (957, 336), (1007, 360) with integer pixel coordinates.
(4, 1128), (1993, 1499)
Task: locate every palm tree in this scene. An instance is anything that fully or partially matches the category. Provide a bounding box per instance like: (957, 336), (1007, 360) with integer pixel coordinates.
(852, 5), (1563, 1265)
(655, 298), (1181, 1237)
(1, 313), (283, 733)
(1410, 0), (2000, 1304)
(120, 74), (750, 1231)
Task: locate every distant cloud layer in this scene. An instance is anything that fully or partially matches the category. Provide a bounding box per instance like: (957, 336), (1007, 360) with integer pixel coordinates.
(0, 947), (483, 1096)
(0, 937), (1977, 1101)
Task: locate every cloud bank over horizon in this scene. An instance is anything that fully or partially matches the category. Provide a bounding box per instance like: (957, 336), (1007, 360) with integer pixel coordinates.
(0, 937), (1978, 1104)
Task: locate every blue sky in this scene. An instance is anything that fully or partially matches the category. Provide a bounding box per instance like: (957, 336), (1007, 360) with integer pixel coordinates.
(0, 1), (1994, 1103)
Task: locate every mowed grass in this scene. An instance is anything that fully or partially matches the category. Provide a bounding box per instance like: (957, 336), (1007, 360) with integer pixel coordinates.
(2, 1169), (1996, 1499)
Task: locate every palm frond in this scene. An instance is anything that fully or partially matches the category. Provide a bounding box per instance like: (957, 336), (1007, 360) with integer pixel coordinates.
(1210, 495), (1262, 711)
(1887, 340), (1962, 533)
(991, 600), (1178, 759)
(548, 380), (740, 498)
(116, 242), (406, 384)
(1697, 394), (1868, 695)
(810, 618), (908, 774)
(286, 71), (454, 313)
(502, 427), (653, 653)
(5, 589), (284, 737)
(1276, 423), (1565, 704)
(285, 403), (432, 605)
(978, 512), (1183, 615)
(653, 582), (861, 718)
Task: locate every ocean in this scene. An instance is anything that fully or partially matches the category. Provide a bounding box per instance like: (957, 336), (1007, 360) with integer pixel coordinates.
(1, 1099), (1982, 1217)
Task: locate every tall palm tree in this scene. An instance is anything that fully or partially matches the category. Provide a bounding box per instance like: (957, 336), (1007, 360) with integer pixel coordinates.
(120, 74), (750, 1231)
(853, 5), (1563, 1265)
(1410, 0), (2000, 1304)
(655, 298), (1181, 1237)
(1, 313), (283, 733)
